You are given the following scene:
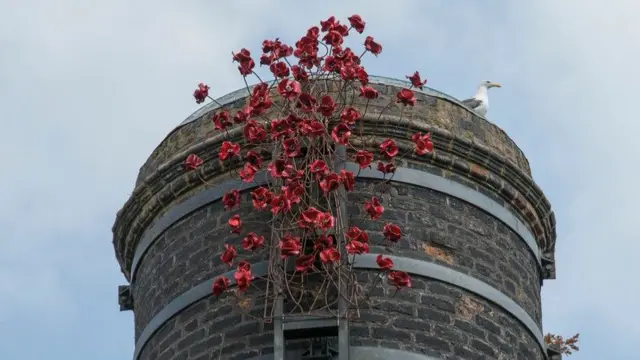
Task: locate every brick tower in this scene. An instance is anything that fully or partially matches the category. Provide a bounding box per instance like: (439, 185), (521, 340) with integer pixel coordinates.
(113, 76), (558, 360)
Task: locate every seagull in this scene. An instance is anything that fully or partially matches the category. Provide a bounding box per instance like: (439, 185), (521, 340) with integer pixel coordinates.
(461, 80), (501, 117)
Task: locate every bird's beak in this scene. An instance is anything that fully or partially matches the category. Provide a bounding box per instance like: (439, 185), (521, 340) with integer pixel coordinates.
(489, 82), (501, 88)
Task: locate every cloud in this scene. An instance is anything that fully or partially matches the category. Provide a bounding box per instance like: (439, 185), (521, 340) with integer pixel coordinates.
(0, 0), (637, 359)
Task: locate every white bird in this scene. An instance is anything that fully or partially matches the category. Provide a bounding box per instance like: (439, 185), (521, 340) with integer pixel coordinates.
(461, 80), (501, 117)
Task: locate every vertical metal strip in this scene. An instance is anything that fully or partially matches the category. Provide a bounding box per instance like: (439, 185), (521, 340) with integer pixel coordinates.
(273, 295), (284, 360)
(334, 145), (350, 360)
(270, 147), (285, 360)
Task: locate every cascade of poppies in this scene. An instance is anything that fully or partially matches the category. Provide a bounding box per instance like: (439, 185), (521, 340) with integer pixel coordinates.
(188, 14), (434, 298)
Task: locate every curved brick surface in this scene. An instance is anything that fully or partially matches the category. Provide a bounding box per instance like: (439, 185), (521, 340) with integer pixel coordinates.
(131, 178), (542, 340)
(113, 78), (556, 360)
(352, 272), (543, 360)
(137, 275), (542, 360)
(348, 179), (541, 325)
(132, 193), (272, 339)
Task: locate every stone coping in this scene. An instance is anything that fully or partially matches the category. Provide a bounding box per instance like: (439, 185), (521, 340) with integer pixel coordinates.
(135, 75), (531, 185)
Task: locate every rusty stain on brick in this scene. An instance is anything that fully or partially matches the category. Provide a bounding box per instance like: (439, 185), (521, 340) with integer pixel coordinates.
(533, 224), (544, 237)
(512, 194), (527, 210)
(422, 243), (454, 265)
(524, 209), (537, 222)
(469, 163), (489, 178)
(455, 295), (484, 320)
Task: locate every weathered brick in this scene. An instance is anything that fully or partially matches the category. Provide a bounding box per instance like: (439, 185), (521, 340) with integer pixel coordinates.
(189, 335), (222, 357)
(177, 301), (206, 324)
(220, 342), (246, 356)
(350, 324), (371, 338)
(353, 311), (388, 324)
(519, 341), (538, 360)
(176, 328), (205, 351)
(428, 281), (462, 300)
(454, 345), (489, 360)
(418, 307), (452, 324)
(225, 321), (260, 339)
(393, 317), (431, 331)
(157, 348), (175, 360)
(453, 319), (487, 340)
(375, 301), (416, 317)
(432, 324), (469, 345)
(171, 351), (187, 360)
(420, 294), (456, 313)
(202, 304), (232, 323)
(415, 333), (452, 353)
(248, 332), (272, 347)
(471, 338), (497, 357)
(157, 330), (181, 353)
(209, 314), (242, 332)
(183, 319), (197, 332)
(371, 327), (412, 342)
(476, 315), (502, 336)
(487, 333), (514, 354)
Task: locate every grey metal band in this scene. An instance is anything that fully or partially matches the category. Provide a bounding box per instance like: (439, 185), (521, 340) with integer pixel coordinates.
(130, 164), (541, 282)
(244, 346), (443, 360)
(133, 254), (545, 360)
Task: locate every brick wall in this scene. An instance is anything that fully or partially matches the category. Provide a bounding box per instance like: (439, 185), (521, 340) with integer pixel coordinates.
(133, 195), (272, 338)
(348, 179), (541, 324)
(138, 274), (542, 360)
(352, 271), (542, 360)
(132, 178), (542, 359)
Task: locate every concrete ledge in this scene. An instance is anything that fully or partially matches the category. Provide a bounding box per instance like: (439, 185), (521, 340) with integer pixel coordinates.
(130, 164), (542, 283)
(133, 254), (545, 360)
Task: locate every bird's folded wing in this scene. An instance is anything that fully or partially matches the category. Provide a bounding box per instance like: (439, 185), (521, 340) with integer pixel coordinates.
(461, 98), (482, 109)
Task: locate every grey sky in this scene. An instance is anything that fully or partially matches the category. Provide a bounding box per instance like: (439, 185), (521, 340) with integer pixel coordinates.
(0, 1), (637, 359)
